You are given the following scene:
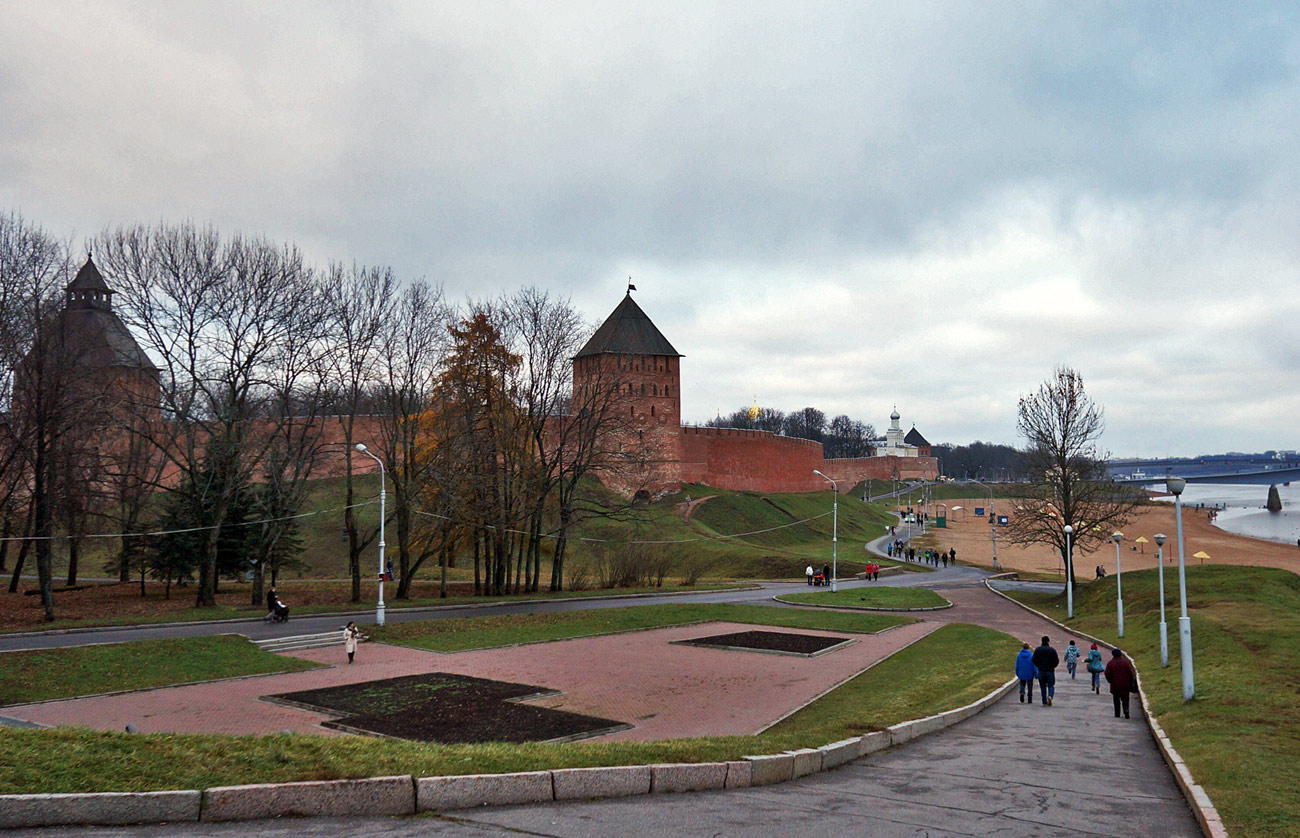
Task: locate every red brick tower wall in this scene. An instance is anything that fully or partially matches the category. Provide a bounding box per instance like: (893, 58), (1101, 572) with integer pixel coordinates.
(573, 352), (683, 496)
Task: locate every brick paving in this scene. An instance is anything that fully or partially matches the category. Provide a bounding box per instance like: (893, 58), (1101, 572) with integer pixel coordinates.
(8, 620), (937, 741)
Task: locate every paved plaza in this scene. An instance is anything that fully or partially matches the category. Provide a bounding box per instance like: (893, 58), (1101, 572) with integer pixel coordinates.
(1, 560), (1203, 836)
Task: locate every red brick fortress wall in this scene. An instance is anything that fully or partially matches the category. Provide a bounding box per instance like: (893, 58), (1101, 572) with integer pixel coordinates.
(680, 427), (939, 493)
(822, 455), (939, 484)
(681, 427), (826, 493)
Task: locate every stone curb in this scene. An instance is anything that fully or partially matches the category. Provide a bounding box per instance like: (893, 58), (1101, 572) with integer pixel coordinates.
(983, 578), (1225, 838)
(201, 775), (415, 822)
(0, 791), (200, 829)
(0, 638), (1015, 829)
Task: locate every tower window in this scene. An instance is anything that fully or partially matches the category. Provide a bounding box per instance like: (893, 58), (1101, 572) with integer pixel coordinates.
(651, 405), (656, 417)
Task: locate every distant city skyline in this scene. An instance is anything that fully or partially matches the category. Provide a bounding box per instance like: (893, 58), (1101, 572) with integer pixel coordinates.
(3, 2), (1297, 457)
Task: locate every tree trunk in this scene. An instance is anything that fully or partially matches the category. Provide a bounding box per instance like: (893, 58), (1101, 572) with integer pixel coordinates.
(0, 517), (10, 574)
(33, 443), (55, 621)
(65, 537), (79, 587)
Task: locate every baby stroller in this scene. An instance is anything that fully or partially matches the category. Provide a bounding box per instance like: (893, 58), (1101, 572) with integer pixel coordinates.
(265, 598), (290, 623)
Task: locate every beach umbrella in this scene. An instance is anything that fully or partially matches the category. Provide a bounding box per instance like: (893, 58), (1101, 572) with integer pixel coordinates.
(1135, 536), (1149, 553)
(1193, 550), (1211, 564)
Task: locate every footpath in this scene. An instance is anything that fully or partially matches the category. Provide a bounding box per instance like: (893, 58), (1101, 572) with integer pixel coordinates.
(2, 574), (1210, 836)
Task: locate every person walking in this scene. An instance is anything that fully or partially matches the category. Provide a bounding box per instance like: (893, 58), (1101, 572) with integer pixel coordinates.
(949, 547), (956, 565)
(805, 564), (814, 585)
(1085, 642), (1106, 693)
(822, 563), (831, 586)
(1015, 642), (1037, 703)
(1064, 639), (1081, 680)
(1104, 647), (1139, 718)
(343, 621), (360, 664)
(1032, 636), (1060, 706)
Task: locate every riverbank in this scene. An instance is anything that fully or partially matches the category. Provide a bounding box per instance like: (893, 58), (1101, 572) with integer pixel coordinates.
(921, 497), (1300, 578)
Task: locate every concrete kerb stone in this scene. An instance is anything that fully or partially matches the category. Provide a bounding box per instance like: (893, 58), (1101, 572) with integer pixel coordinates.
(818, 737), (861, 770)
(743, 752), (794, 786)
(416, 771), (554, 811)
(649, 762), (728, 794)
(552, 765), (651, 801)
(723, 760), (752, 789)
(0, 791), (200, 829)
(200, 775), (414, 822)
(786, 748), (822, 778)
(984, 577), (1224, 838)
(857, 729), (891, 756)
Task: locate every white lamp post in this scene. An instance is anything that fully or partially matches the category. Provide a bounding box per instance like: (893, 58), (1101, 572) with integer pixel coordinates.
(1063, 524), (1074, 619)
(355, 443), (387, 626)
(1154, 532), (1168, 667)
(1112, 531), (1124, 638)
(813, 470), (838, 592)
(1167, 476), (1195, 700)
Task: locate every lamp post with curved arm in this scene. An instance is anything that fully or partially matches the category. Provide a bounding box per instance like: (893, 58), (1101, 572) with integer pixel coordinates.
(355, 443), (386, 626)
(813, 470), (838, 592)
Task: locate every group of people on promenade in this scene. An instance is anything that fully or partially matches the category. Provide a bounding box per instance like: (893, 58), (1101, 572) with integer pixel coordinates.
(884, 541), (956, 568)
(1014, 636), (1140, 718)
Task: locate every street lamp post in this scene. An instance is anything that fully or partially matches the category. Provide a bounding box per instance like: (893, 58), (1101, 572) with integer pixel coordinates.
(1168, 477), (1195, 700)
(813, 470), (838, 592)
(355, 443), (387, 626)
(1064, 524), (1074, 619)
(1154, 532), (1168, 667)
(1112, 531), (1124, 638)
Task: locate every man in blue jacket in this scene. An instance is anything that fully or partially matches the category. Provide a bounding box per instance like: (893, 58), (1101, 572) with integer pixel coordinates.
(1015, 642), (1037, 703)
(1032, 636), (1061, 705)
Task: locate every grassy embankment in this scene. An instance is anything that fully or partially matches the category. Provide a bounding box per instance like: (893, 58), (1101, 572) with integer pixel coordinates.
(8, 481), (907, 632)
(0, 606), (1015, 794)
(1003, 565), (1300, 838)
(780, 587), (950, 610)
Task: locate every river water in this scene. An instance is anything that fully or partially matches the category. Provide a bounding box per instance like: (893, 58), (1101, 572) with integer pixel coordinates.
(1145, 482), (1300, 546)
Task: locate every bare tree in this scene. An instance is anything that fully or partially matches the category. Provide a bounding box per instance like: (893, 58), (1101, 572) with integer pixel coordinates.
(97, 223), (318, 607)
(1002, 366), (1143, 583)
(372, 281), (448, 597)
(322, 263), (394, 602)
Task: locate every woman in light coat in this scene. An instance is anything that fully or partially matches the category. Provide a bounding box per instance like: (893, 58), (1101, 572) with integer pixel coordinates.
(344, 621), (360, 664)
(1085, 642), (1105, 693)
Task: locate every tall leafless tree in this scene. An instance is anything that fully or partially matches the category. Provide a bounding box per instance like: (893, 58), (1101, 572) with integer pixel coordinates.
(96, 223), (318, 607)
(1002, 366), (1143, 583)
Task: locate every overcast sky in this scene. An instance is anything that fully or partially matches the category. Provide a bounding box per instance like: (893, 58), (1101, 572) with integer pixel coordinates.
(3, 2), (1297, 457)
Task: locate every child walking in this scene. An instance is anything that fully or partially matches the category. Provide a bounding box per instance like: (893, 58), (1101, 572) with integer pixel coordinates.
(1064, 639), (1081, 679)
(1015, 642), (1037, 703)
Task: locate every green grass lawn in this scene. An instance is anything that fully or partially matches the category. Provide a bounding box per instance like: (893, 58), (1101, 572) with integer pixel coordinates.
(370, 602), (912, 652)
(0, 636), (322, 705)
(0, 622), (1013, 794)
(780, 587), (950, 610)
(1003, 565), (1300, 838)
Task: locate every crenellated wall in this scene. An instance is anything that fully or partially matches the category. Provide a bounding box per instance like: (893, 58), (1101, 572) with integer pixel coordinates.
(677, 426), (938, 494)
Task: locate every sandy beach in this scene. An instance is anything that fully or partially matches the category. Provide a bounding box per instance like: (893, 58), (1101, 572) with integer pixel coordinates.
(915, 496), (1300, 579)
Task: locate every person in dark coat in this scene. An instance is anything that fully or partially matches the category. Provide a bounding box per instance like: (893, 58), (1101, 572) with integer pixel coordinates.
(1031, 636), (1060, 706)
(822, 564), (831, 586)
(1104, 647), (1139, 719)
